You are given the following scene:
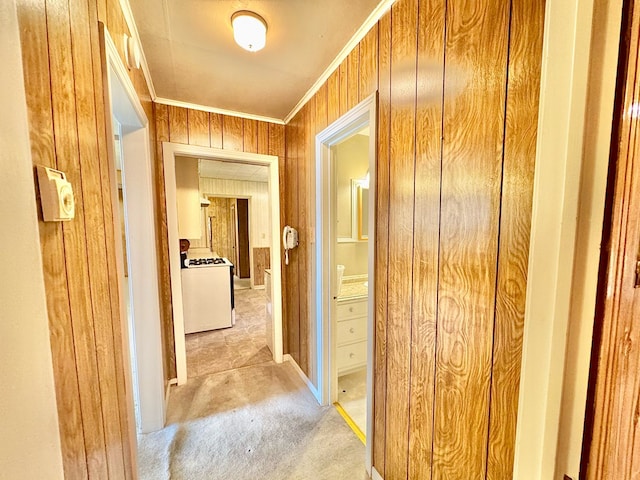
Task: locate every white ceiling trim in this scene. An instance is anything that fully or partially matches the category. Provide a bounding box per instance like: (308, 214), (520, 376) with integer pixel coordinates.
(118, 0), (156, 99)
(283, 0), (396, 124)
(155, 97), (286, 125)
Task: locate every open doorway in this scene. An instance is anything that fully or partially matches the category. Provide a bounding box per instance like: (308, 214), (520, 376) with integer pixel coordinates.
(315, 94), (377, 472)
(178, 159), (275, 378)
(163, 144), (284, 385)
(101, 24), (165, 434)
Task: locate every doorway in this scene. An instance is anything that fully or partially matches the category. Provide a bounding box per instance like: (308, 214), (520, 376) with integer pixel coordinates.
(102, 25), (165, 433)
(163, 143), (284, 385)
(315, 94), (377, 470)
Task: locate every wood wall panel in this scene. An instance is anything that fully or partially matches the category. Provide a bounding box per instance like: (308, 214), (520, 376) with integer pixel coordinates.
(585, 1), (640, 477)
(154, 105), (287, 375)
(17, 0), (154, 475)
(168, 105), (188, 143)
(486, 0), (544, 477)
(257, 120), (269, 155)
(407, 1), (445, 477)
(69, 0), (124, 475)
(359, 25), (379, 102)
(223, 115), (244, 151)
(253, 247), (271, 286)
(327, 70), (341, 125)
(283, 1), (545, 478)
(347, 45), (360, 110)
(17, 1), (88, 476)
(244, 118), (258, 153)
(384, 1), (418, 478)
(373, 9), (392, 474)
(433, 1), (510, 477)
(210, 112), (223, 148)
(187, 108), (210, 147)
(47, 0), (109, 473)
(269, 123), (288, 351)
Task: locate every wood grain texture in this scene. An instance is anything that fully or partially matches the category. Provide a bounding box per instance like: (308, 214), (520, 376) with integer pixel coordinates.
(16, 0), (88, 476)
(69, 0), (124, 475)
(384, 1), (418, 478)
(373, 9), (392, 475)
(359, 25), (379, 102)
(154, 103), (177, 382)
(486, 0), (544, 477)
(223, 115), (244, 151)
(347, 44), (360, 110)
(207, 197), (235, 260)
(268, 123), (288, 353)
(587, 1), (640, 477)
(243, 118), (259, 153)
(210, 112), (223, 148)
(297, 102), (312, 375)
(285, 116), (301, 362)
(433, 0), (510, 477)
(168, 105), (188, 143)
(407, 1), (446, 478)
(94, 18), (136, 479)
(339, 61), (349, 116)
(46, 0), (109, 474)
(257, 121), (269, 155)
(327, 69), (341, 125)
(187, 108), (210, 147)
(315, 83), (329, 132)
(253, 247), (271, 286)
(237, 198), (251, 278)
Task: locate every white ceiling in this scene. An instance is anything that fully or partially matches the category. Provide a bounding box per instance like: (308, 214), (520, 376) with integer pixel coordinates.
(128, 0), (381, 120)
(199, 158), (269, 183)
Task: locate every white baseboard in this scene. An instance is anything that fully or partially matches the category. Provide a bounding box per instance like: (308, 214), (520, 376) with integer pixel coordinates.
(283, 354), (321, 402)
(372, 466), (384, 480)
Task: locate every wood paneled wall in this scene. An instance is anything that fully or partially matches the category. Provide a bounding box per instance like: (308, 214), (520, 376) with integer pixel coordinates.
(16, 0), (152, 476)
(154, 104), (287, 373)
(283, 0), (544, 477)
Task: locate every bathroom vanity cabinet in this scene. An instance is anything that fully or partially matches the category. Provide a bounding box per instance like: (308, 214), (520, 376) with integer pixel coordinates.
(336, 296), (367, 375)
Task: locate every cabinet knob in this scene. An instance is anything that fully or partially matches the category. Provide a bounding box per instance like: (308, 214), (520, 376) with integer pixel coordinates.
(349, 307), (354, 312)
(349, 327), (355, 334)
(349, 353), (355, 358)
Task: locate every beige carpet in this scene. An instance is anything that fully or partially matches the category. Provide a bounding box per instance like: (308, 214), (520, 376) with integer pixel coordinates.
(185, 288), (272, 378)
(137, 362), (368, 480)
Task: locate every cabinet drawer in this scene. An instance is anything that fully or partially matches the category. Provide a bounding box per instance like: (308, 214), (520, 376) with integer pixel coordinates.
(336, 341), (367, 373)
(336, 299), (367, 319)
(337, 317), (367, 345)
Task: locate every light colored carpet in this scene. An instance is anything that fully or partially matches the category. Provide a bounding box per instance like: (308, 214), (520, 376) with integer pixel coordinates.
(138, 362), (368, 480)
(185, 288), (272, 378)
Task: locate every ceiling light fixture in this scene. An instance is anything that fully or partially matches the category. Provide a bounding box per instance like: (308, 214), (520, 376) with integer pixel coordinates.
(231, 10), (267, 52)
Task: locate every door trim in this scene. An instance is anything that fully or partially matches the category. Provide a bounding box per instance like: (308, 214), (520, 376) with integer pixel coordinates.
(163, 143), (284, 385)
(314, 93), (377, 474)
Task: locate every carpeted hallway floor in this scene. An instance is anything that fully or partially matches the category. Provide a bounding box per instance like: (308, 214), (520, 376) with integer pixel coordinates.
(137, 361), (368, 480)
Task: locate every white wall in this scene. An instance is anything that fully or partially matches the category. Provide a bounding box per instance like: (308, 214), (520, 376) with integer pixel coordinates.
(0, 0), (64, 476)
(175, 156), (201, 239)
(197, 177), (271, 250)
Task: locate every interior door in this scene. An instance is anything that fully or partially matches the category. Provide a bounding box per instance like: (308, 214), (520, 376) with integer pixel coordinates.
(583, 2), (640, 476)
(236, 198), (251, 278)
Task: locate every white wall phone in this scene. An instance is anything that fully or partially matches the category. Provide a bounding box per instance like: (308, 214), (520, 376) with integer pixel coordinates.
(282, 225), (298, 265)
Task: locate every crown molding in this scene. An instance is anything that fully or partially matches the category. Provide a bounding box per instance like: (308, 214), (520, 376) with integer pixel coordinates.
(154, 97), (286, 125)
(119, 0), (157, 99)
(283, 0), (396, 124)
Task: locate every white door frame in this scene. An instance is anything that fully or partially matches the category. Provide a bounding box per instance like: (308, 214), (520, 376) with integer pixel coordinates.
(102, 25), (165, 433)
(163, 143), (284, 385)
(315, 93), (377, 473)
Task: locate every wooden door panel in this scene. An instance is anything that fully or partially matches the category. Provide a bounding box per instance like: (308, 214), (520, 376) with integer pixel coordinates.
(586, 2), (640, 475)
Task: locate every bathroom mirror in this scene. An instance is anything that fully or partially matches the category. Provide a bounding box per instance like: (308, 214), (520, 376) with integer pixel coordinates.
(357, 185), (368, 240)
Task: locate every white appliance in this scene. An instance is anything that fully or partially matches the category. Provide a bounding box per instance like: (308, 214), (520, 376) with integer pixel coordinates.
(181, 257), (234, 333)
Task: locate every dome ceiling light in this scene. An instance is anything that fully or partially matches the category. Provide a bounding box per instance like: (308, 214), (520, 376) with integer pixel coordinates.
(231, 11), (267, 52)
